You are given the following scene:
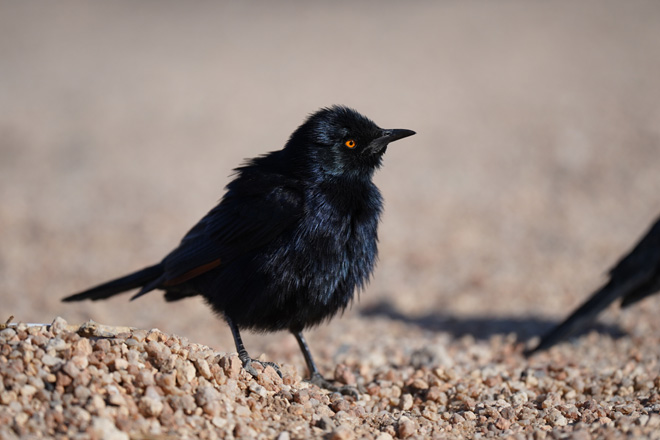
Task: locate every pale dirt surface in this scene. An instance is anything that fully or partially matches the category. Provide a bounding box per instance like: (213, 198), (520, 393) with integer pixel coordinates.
(1, 1), (660, 438)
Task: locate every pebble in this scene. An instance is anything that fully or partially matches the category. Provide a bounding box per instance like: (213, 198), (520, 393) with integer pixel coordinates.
(328, 425), (355, 440)
(276, 432), (291, 440)
(397, 415), (416, 438)
(399, 393), (413, 411)
(334, 364), (356, 385)
(92, 417), (129, 440)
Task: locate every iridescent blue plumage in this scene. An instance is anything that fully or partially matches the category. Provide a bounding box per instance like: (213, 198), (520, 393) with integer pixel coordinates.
(63, 106), (415, 391)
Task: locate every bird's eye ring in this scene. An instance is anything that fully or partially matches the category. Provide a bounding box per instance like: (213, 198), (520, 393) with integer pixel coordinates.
(345, 139), (356, 149)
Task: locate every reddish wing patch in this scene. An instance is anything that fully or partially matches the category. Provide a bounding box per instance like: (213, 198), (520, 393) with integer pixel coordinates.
(163, 259), (222, 286)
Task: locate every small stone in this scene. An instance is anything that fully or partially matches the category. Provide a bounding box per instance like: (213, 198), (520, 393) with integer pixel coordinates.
(138, 386), (165, 417)
(62, 360), (82, 379)
(74, 385), (92, 402)
(425, 386), (442, 402)
(249, 381), (268, 398)
(422, 407), (439, 422)
(50, 317), (68, 336)
(399, 394), (413, 411)
(129, 329), (147, 341)
(113, 358), (128, 371)
(195, 386), (221, 408)
(334, 364), (356, 385)
(328, 425), (355, 440)
(125, 338), (139, 348)
(617, 404), (635, 415)
(294, 389), (310, 405)
(411, 378), (428, 390)
(495, 417), (510, 430)
(194, 358), (213, 380)
(106, 385), (125, 406)
(19, 384), (37, 398)
(56, 371), (72, 388)
(146, 341), (171, 366)
(648, 414), (660, 428)
(46, 338), (67, 353)
(73, 355), (89, 368)
(397, 416), (416, 438)
(139, 395), (164, 417)
(15, 411), (29, 427)
(87, 394), (106, 413)
(71, 407), (92, 425)
(316, 414), (335, 431)
(91, 416), (129, 440)
(258, 365), (283, 388)
(156, 371), (177, 391)
(569, 430), (592, 440)
(0, 328), (17, 342)
(72, 338), (93, 356)
(212, 416), (227, 428)
(511, 391), (528, 406)
(145, 329), (163, 342)
(169, 394), (197, 414)
(276, 432), (291, 440)
(176, 360), (196, 385)
(561, 404), (580, 421)
(0, 391), (16, 405)
(500, 406), (515, 420)
(220, 355), (242, 379)
(546, 409), (568, 427)
(463, 411), (477, 421)
(234, 423), (258, 438)
(331, 398), (350, 413)
(235, 404), (251, 417)
(94, 339), (111, 352)
(135, 370), (155, 388)
(541, 392), (561, 409)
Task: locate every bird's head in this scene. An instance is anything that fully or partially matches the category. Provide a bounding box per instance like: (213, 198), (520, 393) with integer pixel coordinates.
(285, 106), (415, 178)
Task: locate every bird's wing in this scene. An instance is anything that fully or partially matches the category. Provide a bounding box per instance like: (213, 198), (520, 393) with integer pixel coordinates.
(132, 182), (303, 298)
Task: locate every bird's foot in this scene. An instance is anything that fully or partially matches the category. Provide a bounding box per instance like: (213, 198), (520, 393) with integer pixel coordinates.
(307, 372), (359, 398)
(241, 358), (283, 378)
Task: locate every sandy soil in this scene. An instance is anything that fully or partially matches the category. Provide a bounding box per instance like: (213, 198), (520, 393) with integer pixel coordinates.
(1, 1), (660, 438)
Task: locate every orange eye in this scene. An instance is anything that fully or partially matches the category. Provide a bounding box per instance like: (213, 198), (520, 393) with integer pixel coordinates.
(345, 139), (356, 149)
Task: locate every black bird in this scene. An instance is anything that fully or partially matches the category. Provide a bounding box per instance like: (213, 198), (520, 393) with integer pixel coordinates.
(63, 105), (415, 391)
(527, 215), (660, 355)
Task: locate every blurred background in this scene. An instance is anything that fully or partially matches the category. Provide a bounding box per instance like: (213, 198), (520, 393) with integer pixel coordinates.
(2, 1), (659, 368)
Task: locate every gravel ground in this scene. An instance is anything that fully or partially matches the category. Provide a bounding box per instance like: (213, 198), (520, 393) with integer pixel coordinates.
(2, 1), (660, 438)
(2, 317), (660, 439)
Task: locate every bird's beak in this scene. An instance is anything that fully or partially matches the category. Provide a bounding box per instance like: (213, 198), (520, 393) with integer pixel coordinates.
(365, 128), (416, 155)
(380, 128), (416, 143)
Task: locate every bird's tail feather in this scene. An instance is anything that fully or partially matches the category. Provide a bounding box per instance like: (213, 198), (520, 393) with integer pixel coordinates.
(62, 264), (163, 302)
(620, 277), (660, 308)
(526, 278), (633, 355)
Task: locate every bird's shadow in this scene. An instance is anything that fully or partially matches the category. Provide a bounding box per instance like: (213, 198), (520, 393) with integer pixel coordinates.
(359, 300), (626, 342)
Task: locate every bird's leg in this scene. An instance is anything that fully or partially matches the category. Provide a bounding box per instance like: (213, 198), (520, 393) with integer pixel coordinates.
(226, 316), (282, 378)
(294, 331), (358, 397)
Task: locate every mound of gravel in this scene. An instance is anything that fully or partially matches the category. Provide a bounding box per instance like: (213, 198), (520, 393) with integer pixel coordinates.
(1, 316), (659, 439)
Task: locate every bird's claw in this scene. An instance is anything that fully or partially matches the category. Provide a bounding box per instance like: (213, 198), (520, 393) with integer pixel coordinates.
(307, 372), (359, 398)
(242, 358), (283, 378)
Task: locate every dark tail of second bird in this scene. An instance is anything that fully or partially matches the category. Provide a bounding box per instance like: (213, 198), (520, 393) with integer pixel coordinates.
(525, 276), (642, 356)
